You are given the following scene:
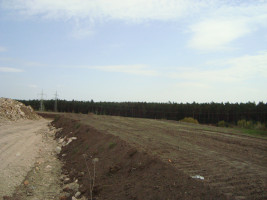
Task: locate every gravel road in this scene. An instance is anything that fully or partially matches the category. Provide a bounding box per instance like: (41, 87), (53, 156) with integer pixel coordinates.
(0, 119), (53, 197)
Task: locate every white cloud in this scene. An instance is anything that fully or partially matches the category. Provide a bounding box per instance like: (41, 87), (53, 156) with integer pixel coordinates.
(2, 0), (267, 42)
(188, 19), (251, 51)
(87, 64), (159, 76)
(223, 51), (267, 78)
(0, 67), (23, 72)
(187, 2), (267, 51)
(71, 51), (267, 80)
(169, 51), (267, 82)
(2, 1), (267, 24)
(1, 0), (204, 22)
(164, 51), (267, 102)
(0, 46), (7, 52)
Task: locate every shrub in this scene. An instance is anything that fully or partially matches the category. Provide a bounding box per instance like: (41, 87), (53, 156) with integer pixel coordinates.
(255, 122), (266, 130)
(180, 117), (199, 124)
(246, 120), (254, 129)
(237, 120), (254, 129)
(237, 119), (247, 128)
(218, 120), (226, 127)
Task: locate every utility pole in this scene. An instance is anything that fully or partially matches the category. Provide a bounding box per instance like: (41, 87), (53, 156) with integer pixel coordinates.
(38, 89), (46, 111)
(54, 91), (58, 112)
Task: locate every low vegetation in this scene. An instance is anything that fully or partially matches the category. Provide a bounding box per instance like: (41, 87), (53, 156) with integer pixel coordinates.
(75, 123), (81, 129)
(108, 142), (117, 149)
(217, 120), (226, 127)
(83, 154), (99, 200)
(235, 120), (267, 137)
(180, 117), (199, 124)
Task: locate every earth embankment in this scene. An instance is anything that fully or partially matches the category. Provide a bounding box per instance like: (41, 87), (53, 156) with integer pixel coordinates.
(53, 113), (267, 200)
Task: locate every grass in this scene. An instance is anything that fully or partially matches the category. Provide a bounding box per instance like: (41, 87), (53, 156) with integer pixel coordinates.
(75, 123), (81, 129)
(108, 142), (117, 149)
(239, 128), (267, 137)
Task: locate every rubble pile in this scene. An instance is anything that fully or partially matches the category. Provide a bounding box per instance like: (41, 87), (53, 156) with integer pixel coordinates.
(0, 98), (41, 122)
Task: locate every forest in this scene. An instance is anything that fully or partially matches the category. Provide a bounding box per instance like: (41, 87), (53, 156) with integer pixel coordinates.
(19, 99), (267, 125)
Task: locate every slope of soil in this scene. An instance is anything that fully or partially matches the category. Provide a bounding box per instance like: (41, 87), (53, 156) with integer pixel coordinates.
(53, 115), (227, 200)
(55, 113), (267, 200)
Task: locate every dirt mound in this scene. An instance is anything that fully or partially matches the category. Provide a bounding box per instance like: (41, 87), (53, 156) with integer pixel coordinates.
(52, 116), (227, 200)
(0, 98), (41, 123)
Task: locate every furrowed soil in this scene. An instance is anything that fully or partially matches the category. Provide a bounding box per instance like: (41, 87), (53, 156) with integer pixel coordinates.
(52, 113), (267, 200)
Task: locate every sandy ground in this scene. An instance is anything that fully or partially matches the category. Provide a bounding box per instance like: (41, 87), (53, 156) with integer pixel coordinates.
(0, 119), (62, 199)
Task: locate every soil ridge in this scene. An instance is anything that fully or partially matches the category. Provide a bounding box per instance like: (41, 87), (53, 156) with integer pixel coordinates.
(53, 115), (227, 200)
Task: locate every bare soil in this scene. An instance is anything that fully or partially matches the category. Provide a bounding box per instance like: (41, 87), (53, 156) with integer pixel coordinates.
(0, 119), (62, 200)
(53, 116), (225, 200)
(52, 113), (267, 200)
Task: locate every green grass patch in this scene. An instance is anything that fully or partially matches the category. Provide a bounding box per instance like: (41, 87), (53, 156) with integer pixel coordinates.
(240, 128), (267, 137)
(75, 123), (81, 129)
(108, 142), (117, 149)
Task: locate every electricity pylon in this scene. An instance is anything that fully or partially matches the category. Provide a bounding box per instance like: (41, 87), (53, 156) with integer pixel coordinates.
(54, 91), (58, 112)
(38, 89), (46, 111)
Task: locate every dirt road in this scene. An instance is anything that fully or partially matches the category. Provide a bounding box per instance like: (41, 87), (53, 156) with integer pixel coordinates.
(0, 119), (62, 199)
(70, 114), (267, 199)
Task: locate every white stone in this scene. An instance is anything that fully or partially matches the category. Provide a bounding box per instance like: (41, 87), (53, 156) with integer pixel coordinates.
(75, 191), (81, 198)
(58, 138), (64, 143)
(55, 146), (61, 154)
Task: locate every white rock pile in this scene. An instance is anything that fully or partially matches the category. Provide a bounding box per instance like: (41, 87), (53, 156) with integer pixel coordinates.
(0, 98), (41, 123)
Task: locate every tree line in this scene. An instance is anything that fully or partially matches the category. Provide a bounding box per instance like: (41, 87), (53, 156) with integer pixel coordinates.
(19, 99), (267, 125)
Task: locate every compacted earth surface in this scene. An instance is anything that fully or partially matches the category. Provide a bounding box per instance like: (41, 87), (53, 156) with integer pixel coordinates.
(0, 98), (65, 199)
(0, 119), (62, 200)
(50, 113), (267, 200)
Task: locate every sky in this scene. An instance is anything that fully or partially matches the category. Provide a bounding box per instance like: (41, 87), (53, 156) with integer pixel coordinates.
(0, 0), (267, 103)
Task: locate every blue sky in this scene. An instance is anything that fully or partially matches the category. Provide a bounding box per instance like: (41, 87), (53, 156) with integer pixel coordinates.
(0, 0), (266, 103)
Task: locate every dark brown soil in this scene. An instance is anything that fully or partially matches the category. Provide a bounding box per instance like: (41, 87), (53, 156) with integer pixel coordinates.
(53, 115), (228, 200)
(71, 113), (267, 199)
(36, 111), (63, 119)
